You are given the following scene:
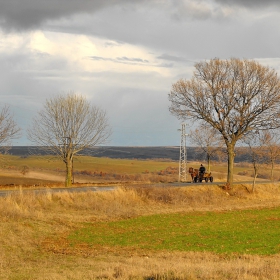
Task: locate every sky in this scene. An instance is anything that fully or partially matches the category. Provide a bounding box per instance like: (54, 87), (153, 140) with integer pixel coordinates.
(1, 0), (280, 146)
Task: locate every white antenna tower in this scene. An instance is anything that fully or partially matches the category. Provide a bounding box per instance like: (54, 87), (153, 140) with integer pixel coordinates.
(178, 123), (187, 182)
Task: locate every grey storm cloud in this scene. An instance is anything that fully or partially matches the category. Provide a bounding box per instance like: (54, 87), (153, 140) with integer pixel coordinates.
(3, 0), (279, 32)
(0, 0), (149, 31)
(214, 0), (280, 8)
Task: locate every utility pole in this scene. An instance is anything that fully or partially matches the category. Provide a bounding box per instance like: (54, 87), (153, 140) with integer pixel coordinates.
(178, 123), (187, 182)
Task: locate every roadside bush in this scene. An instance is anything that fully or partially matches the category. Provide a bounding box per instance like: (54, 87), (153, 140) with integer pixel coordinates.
(21, 166), (29, 175)
(257, 173), (270, 180)
(80, 170), (93, 176)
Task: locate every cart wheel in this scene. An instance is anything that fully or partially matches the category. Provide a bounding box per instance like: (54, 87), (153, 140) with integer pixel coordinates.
(210, 176), (213, 182)
(205, 177), (208, 182)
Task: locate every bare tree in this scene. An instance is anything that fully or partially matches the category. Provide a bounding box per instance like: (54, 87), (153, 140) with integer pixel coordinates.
(242, 131), (266, 192)
(258, 130), (280, 181)
(0, 105), (20, 153)
(28, 93), (111, 187)
(188, 122), (224, 172)
(169, 58), (280, 186)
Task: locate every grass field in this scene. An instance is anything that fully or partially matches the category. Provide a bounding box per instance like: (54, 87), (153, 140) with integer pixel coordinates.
(0, 154), (179, 174)
(1, 155), (280, 279)
(0, 155), (181, 187)
(69, 207), (280, 255)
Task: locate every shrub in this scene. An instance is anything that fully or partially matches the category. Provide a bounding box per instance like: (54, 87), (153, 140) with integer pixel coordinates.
(257, 173), (270, 180)
(80, 170), (93, 176)
(21, 166), (29, 176)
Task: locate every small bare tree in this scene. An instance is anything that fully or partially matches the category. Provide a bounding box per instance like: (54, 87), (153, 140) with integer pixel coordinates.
(258, 130), (280, 181)
(188, 122), (224, 172)
(0, 105), (20, 153)
(242, 131), (266, 192)
(28, 93), (111, 187)
(169, 58), (280, 187)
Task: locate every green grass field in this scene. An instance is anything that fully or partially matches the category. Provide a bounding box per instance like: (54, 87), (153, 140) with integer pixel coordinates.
(68, 207), (280, 256)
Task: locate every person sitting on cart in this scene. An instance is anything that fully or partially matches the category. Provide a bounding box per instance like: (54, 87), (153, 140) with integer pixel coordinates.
(199, 164), (206, 175)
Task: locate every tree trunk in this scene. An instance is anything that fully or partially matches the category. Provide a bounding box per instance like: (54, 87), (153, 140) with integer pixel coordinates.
(65, 157), (73, 187)
(227, 143), (235, 187)
(270, 160), (274, 181)
(252, 165), (257, 193)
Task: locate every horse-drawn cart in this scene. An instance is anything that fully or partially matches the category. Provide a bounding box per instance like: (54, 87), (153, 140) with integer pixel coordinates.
(189, 167), (213, 183)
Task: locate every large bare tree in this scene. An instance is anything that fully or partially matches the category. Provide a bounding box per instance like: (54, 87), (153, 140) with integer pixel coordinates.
(28, 93), (111, 187)
(0, 105), (20, 152)
(169, 58), (280, 186)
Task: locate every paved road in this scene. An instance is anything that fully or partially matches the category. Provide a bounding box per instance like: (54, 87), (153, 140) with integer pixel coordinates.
(0, 180), (272, 197)
(164, 180), (272, 187)
(0, 186), (115, 197)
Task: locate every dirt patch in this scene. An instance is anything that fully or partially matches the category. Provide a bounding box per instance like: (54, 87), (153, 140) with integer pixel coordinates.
(0, 169), (110, 188)
(25, 171), (64, 182)
(0, 169), (63, 187)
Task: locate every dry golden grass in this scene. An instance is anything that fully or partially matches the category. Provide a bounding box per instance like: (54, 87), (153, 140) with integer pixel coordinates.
(1, 182), (280, 279)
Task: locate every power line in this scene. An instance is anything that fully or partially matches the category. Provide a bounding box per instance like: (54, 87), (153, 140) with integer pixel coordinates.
(178, 123), (187, 182)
